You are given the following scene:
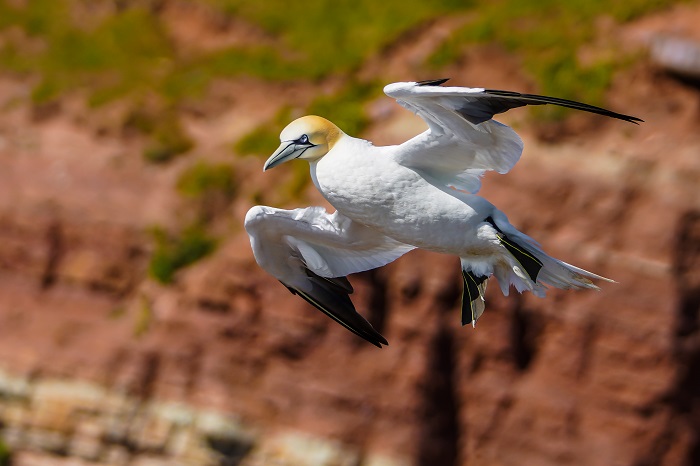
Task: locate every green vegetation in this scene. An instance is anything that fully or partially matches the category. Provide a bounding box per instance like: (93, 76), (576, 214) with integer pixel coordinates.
(234, 107), (292, 156)
(0, 439), (11, 466)
(177, 160), (237, 220)
(0, 0), (460, 163)
(143, 116), (194, 163)
(428, 0), (682, 118)
(0, 0), (688, 283)
(177, 161), (236, 199)
(233, 123), (281, 157)
(0, 0), (678, 140)
(234, 80), (378, 158)
(0, 2), (173, 104)
(108, 305), (126, 320)
(0, 0), (462, 104)
(307, 81), (379, 136)
(134, 296), (153, 338)
(148, 224), (217, 284)
(146, 162), (234, 282)
(282, 161), (315, 201)
(121, 107), (193, 163)
(233, 80), (379, 201)
(205, 0), (465, 78)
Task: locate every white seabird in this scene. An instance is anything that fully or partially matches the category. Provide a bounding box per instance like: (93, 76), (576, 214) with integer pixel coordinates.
(244, 79), (642, 347)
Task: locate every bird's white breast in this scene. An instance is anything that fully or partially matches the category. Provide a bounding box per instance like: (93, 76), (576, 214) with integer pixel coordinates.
(311, 136), (496, 253)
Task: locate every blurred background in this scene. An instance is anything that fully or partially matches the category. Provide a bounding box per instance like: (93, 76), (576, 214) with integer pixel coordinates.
(0, 0), (698, 465)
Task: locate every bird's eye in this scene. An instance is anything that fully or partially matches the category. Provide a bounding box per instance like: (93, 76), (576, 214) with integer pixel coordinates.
(298, 134), (309, 144)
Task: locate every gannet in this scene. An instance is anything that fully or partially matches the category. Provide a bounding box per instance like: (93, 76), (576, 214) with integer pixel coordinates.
(245, 79), (642, 347)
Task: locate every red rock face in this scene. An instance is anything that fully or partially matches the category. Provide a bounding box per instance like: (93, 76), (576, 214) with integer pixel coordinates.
(0, 17), (699, 466)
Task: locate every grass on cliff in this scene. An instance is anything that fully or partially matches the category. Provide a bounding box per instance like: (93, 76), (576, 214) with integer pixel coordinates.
(234, 80), (378, 156)
(0, 439), (10, 466)
(233, 80), (379, 201)
(149, 224), (217, 284)
(0, 0), (462, 163)
(177, 160), (237, 221)
(177, 161), (236, 199)
(427, 0), (684, 118)
(0, 0), (683, 154)
(147, 161), (233, 283)
(204, 0), (465, 78)
(0, 0), (462, 101)
(133, 296), (153, 338)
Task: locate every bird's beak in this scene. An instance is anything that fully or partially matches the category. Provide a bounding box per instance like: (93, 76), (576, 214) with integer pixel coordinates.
(264, 142), (298, 171)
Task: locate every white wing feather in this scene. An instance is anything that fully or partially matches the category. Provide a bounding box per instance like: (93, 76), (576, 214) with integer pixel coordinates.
(384, 81), (640, 194)
(244, 205), (414, 347)
(385, 83), (524, 194)
(244, 205), (414, 280)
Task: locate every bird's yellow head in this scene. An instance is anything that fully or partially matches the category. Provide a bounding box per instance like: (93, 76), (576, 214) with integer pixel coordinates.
(263, 115), (343, 171)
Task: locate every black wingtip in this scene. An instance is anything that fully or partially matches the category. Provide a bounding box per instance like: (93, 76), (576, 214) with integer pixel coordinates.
(288, 280), (389, 348)
(616, 114), (644, 125)
(483, 89), (643, 124)
(366, 330), (389, 348)
(417, 78), (450, 87)
(361, 333), (388, 348)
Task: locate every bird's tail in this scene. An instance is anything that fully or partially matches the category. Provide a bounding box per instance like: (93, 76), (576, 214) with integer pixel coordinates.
(460, 215), (613, 327)
(486, 214), (613, 297)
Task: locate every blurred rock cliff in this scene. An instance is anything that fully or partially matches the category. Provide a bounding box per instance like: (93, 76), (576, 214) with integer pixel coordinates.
(0, 1), (698, 465)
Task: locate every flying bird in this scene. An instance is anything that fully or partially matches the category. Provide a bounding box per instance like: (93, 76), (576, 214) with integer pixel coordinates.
(244, 79), (642, 347)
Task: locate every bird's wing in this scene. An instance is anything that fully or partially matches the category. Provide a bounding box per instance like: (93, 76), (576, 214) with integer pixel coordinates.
(384, 79), (642, 193)
(244, 205), (415, 347)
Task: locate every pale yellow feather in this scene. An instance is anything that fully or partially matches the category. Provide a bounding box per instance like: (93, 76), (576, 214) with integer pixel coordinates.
(281, 115), (343, 153)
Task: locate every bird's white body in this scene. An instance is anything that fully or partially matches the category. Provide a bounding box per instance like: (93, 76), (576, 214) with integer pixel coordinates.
(312, 135), (497, 259)
(245, 80), (639, 346)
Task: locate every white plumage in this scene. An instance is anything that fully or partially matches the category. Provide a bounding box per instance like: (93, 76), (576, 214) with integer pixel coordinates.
(245, 79), (641, 347)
